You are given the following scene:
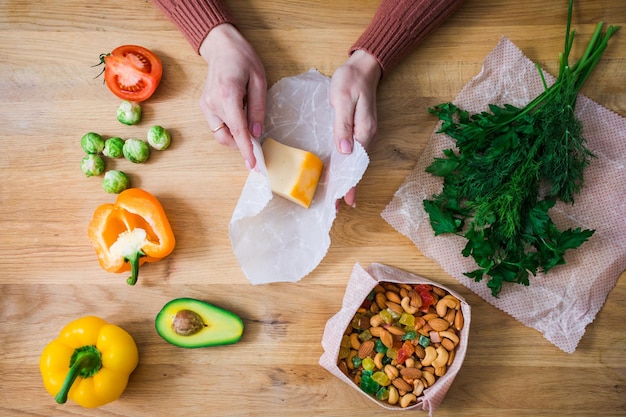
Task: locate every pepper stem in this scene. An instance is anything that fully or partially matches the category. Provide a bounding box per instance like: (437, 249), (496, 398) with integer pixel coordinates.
(55, 345), (102, 404)
(125, 249), (146, 286)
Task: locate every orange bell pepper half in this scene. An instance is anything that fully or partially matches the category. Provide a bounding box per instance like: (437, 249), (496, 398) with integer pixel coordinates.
(88, 188), (175, 285)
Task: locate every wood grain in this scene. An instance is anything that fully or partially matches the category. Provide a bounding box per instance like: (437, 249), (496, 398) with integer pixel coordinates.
(1, 1), (625, 416)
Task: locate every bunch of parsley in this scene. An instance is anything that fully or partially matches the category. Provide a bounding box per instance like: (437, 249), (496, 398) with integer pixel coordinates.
(423, 0), (619, 297)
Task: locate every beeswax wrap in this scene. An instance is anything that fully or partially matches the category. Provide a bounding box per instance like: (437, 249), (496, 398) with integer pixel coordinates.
(319, 262), (471, 415)
(382, 37), (626, 353)
(230, 69), (370, 285)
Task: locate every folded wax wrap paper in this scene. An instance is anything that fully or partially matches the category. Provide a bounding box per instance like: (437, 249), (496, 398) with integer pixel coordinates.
(382, 37), (626, 353)
(319, 263), (471, 415)
(229, 69), (369, 285)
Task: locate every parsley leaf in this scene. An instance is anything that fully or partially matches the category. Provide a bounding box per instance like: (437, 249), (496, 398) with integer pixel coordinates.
(422, 0), (617, 296)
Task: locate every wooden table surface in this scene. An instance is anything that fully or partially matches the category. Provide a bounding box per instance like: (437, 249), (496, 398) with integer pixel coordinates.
(2, 1), (625, 416)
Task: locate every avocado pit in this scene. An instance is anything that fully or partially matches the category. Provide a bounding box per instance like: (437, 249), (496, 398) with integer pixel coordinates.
(172, 309), (206, 336)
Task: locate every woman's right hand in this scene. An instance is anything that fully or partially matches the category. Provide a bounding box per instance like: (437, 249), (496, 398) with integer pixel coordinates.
(199, 23), (267, 170)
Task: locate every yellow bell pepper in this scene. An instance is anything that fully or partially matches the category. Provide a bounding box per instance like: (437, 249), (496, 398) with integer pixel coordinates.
(39, 316), (139, 408)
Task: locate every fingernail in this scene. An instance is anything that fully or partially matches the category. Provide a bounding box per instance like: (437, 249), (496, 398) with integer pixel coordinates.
(252, 122), (262, 138)
(245, 159), (253, 171)
(340, 139), (353, 154)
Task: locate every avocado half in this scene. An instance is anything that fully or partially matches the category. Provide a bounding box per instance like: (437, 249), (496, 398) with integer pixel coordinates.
(155, 298), (244, 348)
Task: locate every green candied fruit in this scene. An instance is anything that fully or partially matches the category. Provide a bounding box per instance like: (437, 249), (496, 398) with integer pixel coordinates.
(371, 371), (390, 387)
(376, 387), (389, 401)
(81, 132), (105, 154)
(338, 346), (350, 360)
(402, 331), (418, 341)
(102, 137), (125, 158)
(123, 138), (150, 163)
(117, 100), (142, 125)
(352, 355), (362, 369)
(147, 125), (171, 150)
(418, 334), (431, 348)
(341, 335), (351, 348)
(382, 355), (393, 366)
(357, 329), (372, 342)
(362, 357), (375, 371)
(399, 312), (415, 327)
(102, 170), (130, 194)
(80, 154), (105, 177)
(374, 338), (388, 354)
(359, 374), (380, 395)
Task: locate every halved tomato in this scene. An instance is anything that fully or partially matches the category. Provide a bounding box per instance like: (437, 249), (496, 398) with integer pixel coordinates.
(103, 45), (163, 102)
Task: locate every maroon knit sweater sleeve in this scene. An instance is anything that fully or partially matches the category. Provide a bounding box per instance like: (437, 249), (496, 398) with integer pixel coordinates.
(152, 0), (235, 53)
(351, 0), (464, 75)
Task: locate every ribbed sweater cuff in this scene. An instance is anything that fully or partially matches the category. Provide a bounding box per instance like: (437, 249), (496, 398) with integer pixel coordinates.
(153, 0), (235, 53)
(351, 0), (463, 75)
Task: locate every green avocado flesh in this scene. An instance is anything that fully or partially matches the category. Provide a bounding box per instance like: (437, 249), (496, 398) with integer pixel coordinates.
(155, 298), (244, 348)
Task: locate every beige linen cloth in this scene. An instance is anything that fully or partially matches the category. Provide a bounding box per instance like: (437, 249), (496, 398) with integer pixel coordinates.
(382, 36), (626, 353)
(319, 262), (471, 415)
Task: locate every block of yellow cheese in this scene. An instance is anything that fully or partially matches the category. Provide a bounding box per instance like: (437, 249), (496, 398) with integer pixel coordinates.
(261, 137), (324, 208)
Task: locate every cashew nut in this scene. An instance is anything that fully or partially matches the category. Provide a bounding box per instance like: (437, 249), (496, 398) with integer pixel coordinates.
(388, 386), (399, 405)
(373, 352), (385, 370)
(401, 296), (419, 314)
(439, 330), (460, 346)
(400, 393), (417, 408)
(349, 333), (361, 350)
(432, 346), (449, 368)
(421, 345), (437, 367)
(422, 370), (436, 387)
(436, 296), (460, 318)
(413, 379), (425, 397)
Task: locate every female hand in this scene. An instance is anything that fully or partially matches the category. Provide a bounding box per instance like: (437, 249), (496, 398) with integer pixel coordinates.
(199, 24), (267, 170)
(330, 49), (382, 207)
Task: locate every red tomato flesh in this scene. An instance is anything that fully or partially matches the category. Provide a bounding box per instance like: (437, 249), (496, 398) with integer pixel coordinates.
(104, 45), (162, 102)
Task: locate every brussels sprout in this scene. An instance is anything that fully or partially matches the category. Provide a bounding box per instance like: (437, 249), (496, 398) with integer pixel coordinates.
(102, 137), (125, 158)
(117, 100), (142, 125)
(147, 125), (171, 150)
(102, 170), (130, 194)
(81, 132), (105, 154)
(123, 138), (150, 163)
(81, 154), (105, 177)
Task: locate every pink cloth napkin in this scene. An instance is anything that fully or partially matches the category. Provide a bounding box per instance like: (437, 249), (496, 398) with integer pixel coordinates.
(319, 263), (471, 415)
(382, 36), (626, 353)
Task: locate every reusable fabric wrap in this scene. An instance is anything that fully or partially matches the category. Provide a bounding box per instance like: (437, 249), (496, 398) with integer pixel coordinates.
(319, 262), (471, 415)
(382, 37), (626, 353)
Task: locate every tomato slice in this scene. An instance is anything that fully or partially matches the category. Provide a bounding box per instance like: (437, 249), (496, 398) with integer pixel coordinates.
(103, 45), (162, 102)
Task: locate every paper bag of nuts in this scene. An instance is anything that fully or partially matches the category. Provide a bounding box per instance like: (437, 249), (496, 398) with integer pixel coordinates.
(320, 263), (470, 415)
